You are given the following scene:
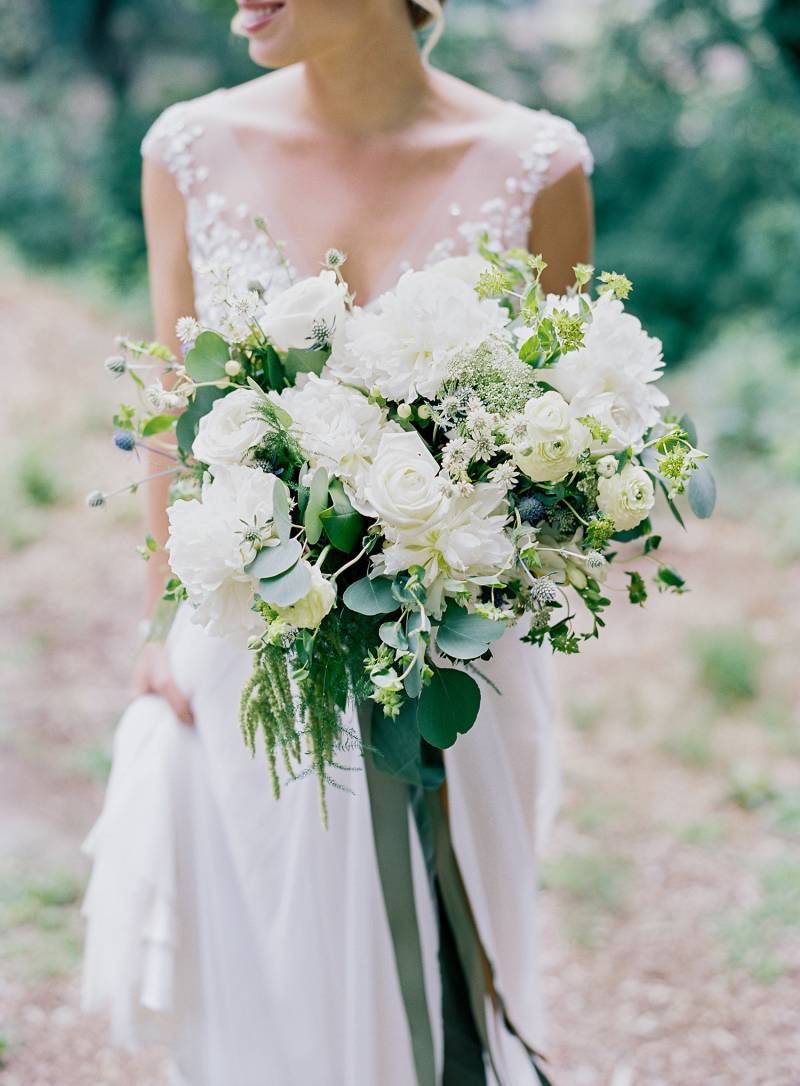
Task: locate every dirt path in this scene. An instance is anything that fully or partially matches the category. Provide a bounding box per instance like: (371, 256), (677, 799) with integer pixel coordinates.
(2, 261), (798, 1085)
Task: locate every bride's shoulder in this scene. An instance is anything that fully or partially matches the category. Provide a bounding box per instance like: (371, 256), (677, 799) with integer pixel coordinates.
(435, 72), (593, 186)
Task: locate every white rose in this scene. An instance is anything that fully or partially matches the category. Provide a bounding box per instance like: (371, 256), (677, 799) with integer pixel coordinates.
(260, 271), (348, 353)
(274, 563), (336, 630)
(545, 293), (669, 450)
(596, 462), (655, 530)
(167, 464), (278, 644)
(192, 388), (268, 466)
(596, 455), (618, 479)
(327, 268), (508, 402)
(362, 429), (446, 530)
(512, 391), (590, 483)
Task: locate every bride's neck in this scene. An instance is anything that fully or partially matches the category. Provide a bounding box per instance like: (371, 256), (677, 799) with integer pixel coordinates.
(299, 22), (434, 136)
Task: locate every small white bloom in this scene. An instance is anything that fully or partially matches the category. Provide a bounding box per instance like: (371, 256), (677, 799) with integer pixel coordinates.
(145, 380), (188, 412)
(175, 316), (201, 345)
(261, 270), (348, 352)
(596, 462), (655, 530)
(512, 391), (591, 483)
(488, 460), (519, 490)
(596, 455), (618, 479)
(224, 358), (242, 377)
(274, 564), (336, 630)
(397, 403), (413, 420)
(192, 388), (269, 466)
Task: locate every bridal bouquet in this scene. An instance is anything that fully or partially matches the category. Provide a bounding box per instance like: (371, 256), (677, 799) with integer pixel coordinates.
(93, 243), (714, 809)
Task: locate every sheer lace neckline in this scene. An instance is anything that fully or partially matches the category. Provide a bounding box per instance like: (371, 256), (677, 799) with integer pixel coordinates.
(141, 93), (593, 327)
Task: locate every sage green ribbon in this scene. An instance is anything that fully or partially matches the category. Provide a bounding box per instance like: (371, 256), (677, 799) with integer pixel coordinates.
(362, 703), (554, 1086)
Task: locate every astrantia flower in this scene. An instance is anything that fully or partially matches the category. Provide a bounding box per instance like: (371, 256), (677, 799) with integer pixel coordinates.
(596, 462), (655, 530)
(543, 293), (668, 450)
(145, 380), (188, 412)
(166, 464), (278, 644)
(192, 388), (269, 467)
(328, 268), (508, 403)
(511, 391), (591, 483)
(275, 374), (397, 512)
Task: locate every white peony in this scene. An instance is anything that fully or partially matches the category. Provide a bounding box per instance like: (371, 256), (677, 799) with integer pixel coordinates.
(274, 563), (336, 630)
(544, 293), (669, 450)
(192, 388), (269, 466)
(362, 429), (446, 531)
(167, 464), (278, 644)
(431, 254), (492, 288)
(327, 268), (509, 402)
(274, 374), (397, 511)
(260, 271), (348, 353)
(512, 391), (591, 483)
(596, 462), (655, 530)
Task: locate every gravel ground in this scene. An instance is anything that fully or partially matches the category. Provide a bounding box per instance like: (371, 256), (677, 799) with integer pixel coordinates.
(2, 259), (798, 1085)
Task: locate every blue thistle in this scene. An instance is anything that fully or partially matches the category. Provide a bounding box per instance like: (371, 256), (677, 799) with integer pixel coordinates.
(518, 496), (546, 525)
(113, 429), (136, 452)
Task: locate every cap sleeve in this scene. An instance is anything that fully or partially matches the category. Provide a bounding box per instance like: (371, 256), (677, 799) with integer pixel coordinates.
(522, 111), (594, 196)
(140, 102), (208, 196)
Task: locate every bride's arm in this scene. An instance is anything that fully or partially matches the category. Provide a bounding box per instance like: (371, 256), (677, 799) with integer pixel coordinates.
(528, 164), (595, 295)
(130, 158), (197, 723)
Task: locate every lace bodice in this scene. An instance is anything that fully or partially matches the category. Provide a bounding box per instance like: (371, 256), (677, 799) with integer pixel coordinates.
(141, 84), (593, 328)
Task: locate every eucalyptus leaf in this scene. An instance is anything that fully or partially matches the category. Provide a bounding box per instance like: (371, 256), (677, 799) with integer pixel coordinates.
(687, 461), (717, 519)
(403, 649), (425, 699)
(435, 602), (505, 661)
(271, 478), (292, 544)
(175, 385), (228, 457)
(679, 413), (699, 447)
(343, 576), (398, 616)
(184, 331), (229, 383)
(379, 621), (409, 652)
(247, 538), (302, 579)
(320, 506), (364, 552)
(303, 466), (329, 545)
(141, 414), (175, 437)
(257, 559), (311, 607)
(283, 346), (330, 383)
(417, 667), (482, 749)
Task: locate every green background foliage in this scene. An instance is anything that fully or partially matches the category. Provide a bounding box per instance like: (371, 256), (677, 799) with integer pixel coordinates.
(1, 0), (799, 365)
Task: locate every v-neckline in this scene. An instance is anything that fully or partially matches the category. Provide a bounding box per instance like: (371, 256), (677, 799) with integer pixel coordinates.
(226, 101), (518, 309)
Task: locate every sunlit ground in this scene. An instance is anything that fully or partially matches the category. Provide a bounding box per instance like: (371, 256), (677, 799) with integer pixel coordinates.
(1, 252), (798, 1084)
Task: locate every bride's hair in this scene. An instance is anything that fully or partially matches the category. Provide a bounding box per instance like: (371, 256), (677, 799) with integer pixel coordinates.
(407, 0), (447, 28)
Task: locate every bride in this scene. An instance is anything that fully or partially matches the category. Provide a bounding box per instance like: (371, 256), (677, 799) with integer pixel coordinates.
(82, 1), (594, 1083)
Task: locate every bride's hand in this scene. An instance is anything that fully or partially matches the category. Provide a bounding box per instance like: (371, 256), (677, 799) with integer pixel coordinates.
(132, 641), (194, 725)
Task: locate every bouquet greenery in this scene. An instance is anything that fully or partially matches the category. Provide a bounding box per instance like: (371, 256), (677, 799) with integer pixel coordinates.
(92, 242), (715, 816)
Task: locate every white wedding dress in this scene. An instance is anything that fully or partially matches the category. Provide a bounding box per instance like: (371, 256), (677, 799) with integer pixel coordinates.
(81, 82), (592, 1086)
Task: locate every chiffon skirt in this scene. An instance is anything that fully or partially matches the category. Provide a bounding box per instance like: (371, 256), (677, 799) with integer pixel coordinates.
(81, 605), (558, 1085)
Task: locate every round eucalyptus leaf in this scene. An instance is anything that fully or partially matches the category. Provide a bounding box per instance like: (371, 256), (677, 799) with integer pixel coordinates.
(435, 602), (506, 660)
(343, 576), (398, 616)
(687, 460), (717, 519)
(257, 559), (311, 607)
(184, 331), (230, 382)
(417, 667), (481, 749)
(247, 538), (302, 579)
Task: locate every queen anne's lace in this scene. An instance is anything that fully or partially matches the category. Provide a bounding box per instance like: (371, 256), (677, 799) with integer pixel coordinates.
(141, 99), (593, 325)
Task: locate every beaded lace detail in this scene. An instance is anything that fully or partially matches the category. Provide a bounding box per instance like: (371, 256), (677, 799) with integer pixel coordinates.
(141, 99), (593, 327)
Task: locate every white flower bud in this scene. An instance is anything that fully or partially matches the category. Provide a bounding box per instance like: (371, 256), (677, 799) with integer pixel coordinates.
(225, 359), (242, 377)
(416, 403), (432, 420)
(596, 455), (618, 479)
(397, 403), (412, 420)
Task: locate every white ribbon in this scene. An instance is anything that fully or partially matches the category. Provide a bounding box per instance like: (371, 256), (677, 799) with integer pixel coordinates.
(414, 0), (446, 61)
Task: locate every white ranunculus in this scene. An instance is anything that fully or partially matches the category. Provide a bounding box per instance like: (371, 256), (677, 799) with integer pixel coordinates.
(260, 270), (348, 353)
(362, 429), (446, 531)
(167, 464), (278, 644)
(431, 254), (492, 288)
(596, 454), (618, 479)
(512, 390), (591, 483)
(596, 462), (655, 530)
(275, 563), (336, 630)
(192, 388), (269, 466)
(274, 374), (397, 511)
(544, 293), (669, 450)
(327, 268), (509, 403)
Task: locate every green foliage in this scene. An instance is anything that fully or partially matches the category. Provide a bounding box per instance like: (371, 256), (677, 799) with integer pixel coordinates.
(693, 627), (762, 706)
(16, 446), (64, 508)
